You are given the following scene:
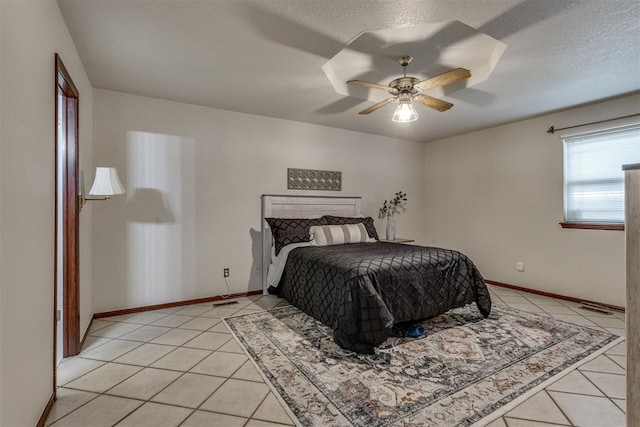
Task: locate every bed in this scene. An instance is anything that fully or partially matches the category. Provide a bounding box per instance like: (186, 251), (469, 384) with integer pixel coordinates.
(261, 195), (491, 353)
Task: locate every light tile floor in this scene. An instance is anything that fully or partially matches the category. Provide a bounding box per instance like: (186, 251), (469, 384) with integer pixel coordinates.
(48, 286), (626, 426)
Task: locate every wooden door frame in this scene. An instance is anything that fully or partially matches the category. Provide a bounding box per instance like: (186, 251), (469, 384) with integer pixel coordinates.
(54, 53), (80, 394)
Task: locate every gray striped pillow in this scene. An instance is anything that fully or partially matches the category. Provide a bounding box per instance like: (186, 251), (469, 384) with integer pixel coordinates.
(309, 223), (373, 246)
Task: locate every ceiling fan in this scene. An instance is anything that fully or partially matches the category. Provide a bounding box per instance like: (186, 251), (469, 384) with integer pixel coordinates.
(347, 56), (471, 122)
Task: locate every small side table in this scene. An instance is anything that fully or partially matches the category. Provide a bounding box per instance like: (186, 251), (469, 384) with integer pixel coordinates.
(379, 238), (415, 244)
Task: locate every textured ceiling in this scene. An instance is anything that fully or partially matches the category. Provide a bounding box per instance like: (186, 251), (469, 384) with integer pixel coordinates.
(57, 0), (640, 143)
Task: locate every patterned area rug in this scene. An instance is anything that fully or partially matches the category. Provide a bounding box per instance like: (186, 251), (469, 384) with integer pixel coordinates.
(224, 304), (619, 427)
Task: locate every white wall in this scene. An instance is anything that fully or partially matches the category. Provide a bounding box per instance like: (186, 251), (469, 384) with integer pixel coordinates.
(92, 89), (425, 312)
(0, 0), (93, 425)
(424, 94), (639, 307)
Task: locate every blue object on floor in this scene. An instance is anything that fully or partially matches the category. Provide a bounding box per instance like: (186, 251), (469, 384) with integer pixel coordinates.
(392, 323), (425, 338)
(406, 325), (425, 338)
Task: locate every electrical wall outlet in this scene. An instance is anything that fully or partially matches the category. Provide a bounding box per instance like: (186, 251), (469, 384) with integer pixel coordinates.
(516, 262), (525, 272)
(223, 268), (230, 278)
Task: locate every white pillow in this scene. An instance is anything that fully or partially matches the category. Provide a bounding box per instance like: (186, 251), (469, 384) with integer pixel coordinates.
(309, 223), (374, 246)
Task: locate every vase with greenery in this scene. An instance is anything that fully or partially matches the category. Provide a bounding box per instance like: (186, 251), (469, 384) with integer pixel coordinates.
(378, 191), (407, 240)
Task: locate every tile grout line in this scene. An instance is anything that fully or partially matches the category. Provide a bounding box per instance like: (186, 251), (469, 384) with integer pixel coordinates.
(112, 301), (268, 424)
(52, 367), (147, 425)
(53, 311), (237, 424)
(188, 353), (256, 419)
(77, 319), (245, 368)
(89, 321), (147, 339)
(108, 400), (146, 427)
(246, 387), (275, 425)
(71, 339), (246, 379)
(54, 332), (259, 424)
(550, 387), (627, 406)
(45, 391), (102, 426)
(108, 366), (201, 425)
(572, 368), (628, 414)
(602, 353), (626, 371)
(503, 413), (573, 426)
(578, 366), (626, 376)
(57, 360), (108, 388)
(543, 388), (576, 426)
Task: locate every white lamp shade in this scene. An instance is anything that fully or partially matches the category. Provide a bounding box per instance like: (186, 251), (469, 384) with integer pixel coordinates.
(392, 102), (418, 123)
(89, 167), (125, 196)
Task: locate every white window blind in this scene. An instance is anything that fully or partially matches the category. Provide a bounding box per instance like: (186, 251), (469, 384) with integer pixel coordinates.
(563, 124), (640, 223)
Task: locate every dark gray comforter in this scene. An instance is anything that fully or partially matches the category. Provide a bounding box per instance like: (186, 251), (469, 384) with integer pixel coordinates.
(275, 242), (491, 353)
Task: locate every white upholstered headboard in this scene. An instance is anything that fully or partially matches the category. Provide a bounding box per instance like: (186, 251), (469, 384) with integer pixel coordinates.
(261, 194), (362, 294)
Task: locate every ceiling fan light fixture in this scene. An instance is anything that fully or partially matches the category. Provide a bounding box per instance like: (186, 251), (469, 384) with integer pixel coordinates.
(392, 101), (418, 123)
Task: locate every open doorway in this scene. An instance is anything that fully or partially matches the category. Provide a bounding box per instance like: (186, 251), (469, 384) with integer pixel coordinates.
(54, 53), (81, 391)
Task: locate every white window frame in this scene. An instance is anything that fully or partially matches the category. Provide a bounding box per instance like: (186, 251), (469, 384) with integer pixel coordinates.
(560, 120), (640, 230)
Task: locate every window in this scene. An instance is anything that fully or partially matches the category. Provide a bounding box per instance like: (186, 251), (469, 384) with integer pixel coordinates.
(562, 124), (640, 228)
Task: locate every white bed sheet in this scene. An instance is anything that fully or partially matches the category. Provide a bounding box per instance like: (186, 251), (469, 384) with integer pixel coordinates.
(266, 241), (312, 288)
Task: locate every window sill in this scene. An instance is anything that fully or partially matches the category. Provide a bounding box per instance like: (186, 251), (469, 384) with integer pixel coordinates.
(559, 222), (624, 231)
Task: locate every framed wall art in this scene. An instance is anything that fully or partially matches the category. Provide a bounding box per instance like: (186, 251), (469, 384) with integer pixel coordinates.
(287, 168), (342, 191)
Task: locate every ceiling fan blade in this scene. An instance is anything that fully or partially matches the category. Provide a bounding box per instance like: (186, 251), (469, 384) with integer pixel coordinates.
(347, 80), (394, 93)
(358, 98), (397, 115)
(413, 94), (453, 112)
(414, 68), (471, 92)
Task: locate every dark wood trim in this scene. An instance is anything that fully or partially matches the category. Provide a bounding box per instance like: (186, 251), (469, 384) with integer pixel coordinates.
(36, 393), (55, 427)
(56, 53), (81, 358)
(54, 53), (81, 404)
(486, 279), (625, 312)
(64, 91), (80, 357)
(559, 222), (624, 231)
(55, 54), (78, 97)
(94, 290), (264, 319)
(53, 53), (60, 402)
(80, 318), (93, 347)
